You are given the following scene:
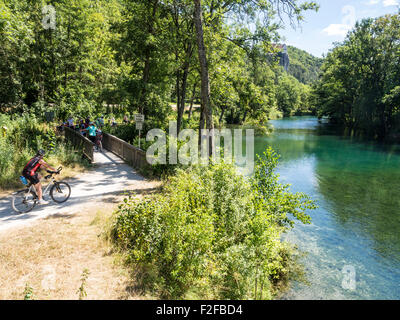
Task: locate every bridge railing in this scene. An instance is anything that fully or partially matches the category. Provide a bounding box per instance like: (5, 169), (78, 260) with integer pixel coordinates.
(63, 126), (94, 162)
(102, 133), (148, 169)
(61, 126), (148, 169)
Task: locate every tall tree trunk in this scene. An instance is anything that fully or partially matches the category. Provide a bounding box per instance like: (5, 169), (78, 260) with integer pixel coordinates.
(64, 16), (71, 90)
(39, 31), (44, 101)
(176, 59), (181, 125)
(177, 68), (187, 133)
(139, 53), (151, 114)
(139, 0), (159, 114)
(219, 105), (226, 124)
(48, 29), (56, 101)
(177, 44), (193, 133)
(198, 103), (206, 147)
(188, 82), (197, 119)
(193, 0), (214, 156)
(242, 110), (248, 124)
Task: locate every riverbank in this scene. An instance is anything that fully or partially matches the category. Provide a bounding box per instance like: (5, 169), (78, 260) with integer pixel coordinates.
(110, 152), (316, 300)
(315, 118), (400, 144)
(259, 116), (400, 299)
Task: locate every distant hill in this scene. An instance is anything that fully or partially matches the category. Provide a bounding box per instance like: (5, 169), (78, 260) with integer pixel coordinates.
(286, 46), (323, 84)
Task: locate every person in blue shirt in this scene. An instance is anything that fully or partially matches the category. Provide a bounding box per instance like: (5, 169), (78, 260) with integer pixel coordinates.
(96, 116), (104, 129)
(85, 122), (98, 144)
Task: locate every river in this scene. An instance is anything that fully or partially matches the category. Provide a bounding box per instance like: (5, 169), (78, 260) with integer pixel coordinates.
(252, 116), (400, 300)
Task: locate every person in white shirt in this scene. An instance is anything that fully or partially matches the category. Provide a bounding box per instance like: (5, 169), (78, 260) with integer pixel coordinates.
(67, 116), (74, 128)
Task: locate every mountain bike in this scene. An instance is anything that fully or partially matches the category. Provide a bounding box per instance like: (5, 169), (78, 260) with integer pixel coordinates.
(11, 167), (71, 214)
(95, 131), (103, 152)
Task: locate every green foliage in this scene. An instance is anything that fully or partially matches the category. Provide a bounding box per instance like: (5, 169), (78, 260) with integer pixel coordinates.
(111, 148), (316, 299)
(313, 13), (400, 140)
(276, 73), (314, 117)
(0, 0), (122, 118)
(23, 283), (34, 300)
(77, 268), (90, 300)
(1, 0), (320, 131)
(251, 148), (315, 228)
(287, 46), (323, 84)
(0, 114), (89, 190)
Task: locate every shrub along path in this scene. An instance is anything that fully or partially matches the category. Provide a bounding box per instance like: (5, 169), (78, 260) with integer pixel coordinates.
(0, 150), (158, 232)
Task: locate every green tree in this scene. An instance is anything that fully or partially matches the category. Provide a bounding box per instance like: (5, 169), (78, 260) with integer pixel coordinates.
(287, 45), (323, 84)
(314, 13), (400, 139)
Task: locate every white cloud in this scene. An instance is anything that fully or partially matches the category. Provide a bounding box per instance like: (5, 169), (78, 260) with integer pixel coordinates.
(322, 24), (352, 36)
(383, 0), (399, 6)
(365, 0), (399, 6)
(322, 5), (356, 37)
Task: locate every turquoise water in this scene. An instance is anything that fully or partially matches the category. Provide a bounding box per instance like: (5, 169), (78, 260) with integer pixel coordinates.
(253, 117), (400, 300)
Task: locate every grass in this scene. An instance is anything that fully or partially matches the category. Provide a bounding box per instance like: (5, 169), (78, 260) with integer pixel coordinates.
(0, 204), (126, 299)
(0, 179), (161, 300)
(0, 168), (163, 299)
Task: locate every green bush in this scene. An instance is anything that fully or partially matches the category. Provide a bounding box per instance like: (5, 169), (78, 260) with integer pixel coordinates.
(0, 114), (89, 190)
(111, 148), (316, 299)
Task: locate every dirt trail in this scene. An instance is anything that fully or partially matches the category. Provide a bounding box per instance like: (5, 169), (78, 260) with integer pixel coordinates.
(0, 150), (160, 299)
(0, 150), (157, 232)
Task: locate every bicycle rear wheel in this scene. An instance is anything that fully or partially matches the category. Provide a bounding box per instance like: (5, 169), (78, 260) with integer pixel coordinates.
(12, 189), (37, 214)
(50, 182), (71, 203)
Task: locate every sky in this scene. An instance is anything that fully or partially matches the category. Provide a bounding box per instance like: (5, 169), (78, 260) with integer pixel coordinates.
(279, 0), (400, 57)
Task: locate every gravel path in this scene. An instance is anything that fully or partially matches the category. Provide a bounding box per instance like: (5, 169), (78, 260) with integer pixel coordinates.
(0, 150), (153, 233)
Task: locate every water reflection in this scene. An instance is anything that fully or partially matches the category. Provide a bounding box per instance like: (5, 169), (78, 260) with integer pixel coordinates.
(253, 117), (400, 299)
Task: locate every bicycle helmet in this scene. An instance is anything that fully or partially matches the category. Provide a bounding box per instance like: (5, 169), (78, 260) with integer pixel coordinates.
(37, 149), (45, 157)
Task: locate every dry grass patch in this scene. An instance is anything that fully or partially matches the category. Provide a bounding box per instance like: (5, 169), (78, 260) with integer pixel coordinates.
(0, 182), (161, 300)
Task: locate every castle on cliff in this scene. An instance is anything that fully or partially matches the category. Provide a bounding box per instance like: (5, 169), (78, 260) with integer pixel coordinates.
(273, 44), (290, 71)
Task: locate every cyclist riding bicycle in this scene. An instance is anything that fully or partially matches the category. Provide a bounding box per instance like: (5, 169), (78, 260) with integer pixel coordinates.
(22, 149), (57, 205)
(95, 128), (103, 151)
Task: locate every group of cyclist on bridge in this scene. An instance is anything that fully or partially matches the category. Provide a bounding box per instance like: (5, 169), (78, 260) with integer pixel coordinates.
(16, 114), (134, 210)
(21, 115), (131, 208)
(59, 115), (104, 151)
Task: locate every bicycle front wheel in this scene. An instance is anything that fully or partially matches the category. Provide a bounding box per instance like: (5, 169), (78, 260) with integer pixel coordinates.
(50, 182), (71, 204)
(12, 189), (37, 214)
